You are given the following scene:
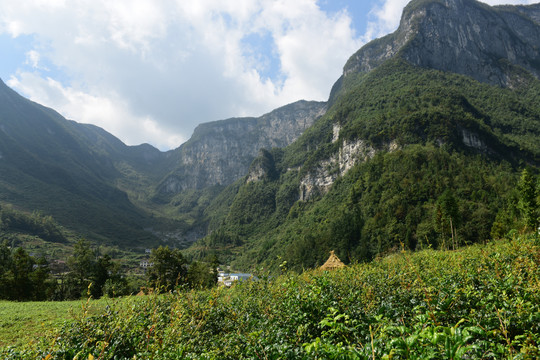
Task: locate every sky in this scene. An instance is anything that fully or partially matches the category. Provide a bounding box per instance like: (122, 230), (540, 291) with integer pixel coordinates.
(0, 0), (537, 150)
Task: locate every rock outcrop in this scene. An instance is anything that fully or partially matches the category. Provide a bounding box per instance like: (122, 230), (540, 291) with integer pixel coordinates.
(310, 0), (540, 200)
(339, 0), (540, 92)
(299, 137), (399, 201)
(158, 100), (326, 193)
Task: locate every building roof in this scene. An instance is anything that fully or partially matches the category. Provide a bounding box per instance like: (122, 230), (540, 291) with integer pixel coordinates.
(320, 250), (345, 270)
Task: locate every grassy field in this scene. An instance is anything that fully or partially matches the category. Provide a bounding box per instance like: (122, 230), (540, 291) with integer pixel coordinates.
(0, 298), (109, 348)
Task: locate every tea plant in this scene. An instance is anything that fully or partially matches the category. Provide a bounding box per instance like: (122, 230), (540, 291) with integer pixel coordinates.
(2, 234), (538, 359)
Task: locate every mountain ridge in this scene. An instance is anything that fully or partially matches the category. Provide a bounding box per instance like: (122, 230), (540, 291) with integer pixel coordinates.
(1, 0), (539, 264)
(0, 77), (327, 249)
(187, 0), (540, 271)
(330, 0), (540, 104)
(157, 100), (326, 195)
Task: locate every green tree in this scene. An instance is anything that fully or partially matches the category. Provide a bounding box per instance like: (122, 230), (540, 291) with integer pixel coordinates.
(30, 256), (55, 300)
(11, 248), (35, 300)
(187, 261), (216, 289)
(434, 189), (460, 249)
(65, 239), (95, 299)
(0, 243), (55, 301)
(147, 246), (187, 292)
(90, 254), (116, 298)
(518, 169), (538, 231)
(0, 241), (14, 299)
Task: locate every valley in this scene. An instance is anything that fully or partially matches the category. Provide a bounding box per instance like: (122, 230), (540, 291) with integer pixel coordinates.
(0, 0), (539, 357)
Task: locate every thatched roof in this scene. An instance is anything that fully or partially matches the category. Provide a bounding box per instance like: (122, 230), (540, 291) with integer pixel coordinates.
(320, 250), (345, 270)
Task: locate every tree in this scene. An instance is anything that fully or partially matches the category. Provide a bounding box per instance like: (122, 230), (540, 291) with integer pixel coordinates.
(12, 248), (35, 300)
(65, 239), (95, 299)
(187, 261), (216, 289)
(91, 254), (115, 298)
(30, 256), (55, 300)
(434, 189), (460, 249)
(518, 168), (538, 231)
(147, 246), (187, 292)
(0, 242), (55, 301)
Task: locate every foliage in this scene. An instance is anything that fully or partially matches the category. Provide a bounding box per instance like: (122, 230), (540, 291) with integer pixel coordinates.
(59, 239), (129, 300)
(187, 258), (218, 290)
(0, 205), (67, 243)
(2, 234), (539, 359)
(0, 241), (56, 301)
(0, 237), (133, 301)
(146, 246), (188, 292)
(518, 168), (539, 231)
(192, 58), (540, 272)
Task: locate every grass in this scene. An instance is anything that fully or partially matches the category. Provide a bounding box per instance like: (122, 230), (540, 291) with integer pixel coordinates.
(0, 298), (108, 348)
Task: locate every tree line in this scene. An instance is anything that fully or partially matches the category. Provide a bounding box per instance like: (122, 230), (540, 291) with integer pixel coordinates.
(0, 239), (219, 302)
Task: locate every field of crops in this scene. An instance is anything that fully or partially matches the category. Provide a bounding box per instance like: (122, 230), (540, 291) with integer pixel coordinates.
(1, 234), (539, 359)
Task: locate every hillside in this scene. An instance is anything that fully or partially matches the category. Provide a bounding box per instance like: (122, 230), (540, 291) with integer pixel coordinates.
(0, 79), (173, 247)
(0, 75), (326, 250)
(3, 234), (538, 358)
(146, 100), (327, 245)
(158, 100), (326, 195)
(188, 0), (540, 271)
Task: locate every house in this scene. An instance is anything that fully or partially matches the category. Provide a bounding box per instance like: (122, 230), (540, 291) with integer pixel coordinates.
(217, 271), (255, 286)
(140, 260), (153, 268)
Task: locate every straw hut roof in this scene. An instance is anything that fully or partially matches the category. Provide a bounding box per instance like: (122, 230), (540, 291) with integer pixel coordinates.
(320, 250), (345, 270)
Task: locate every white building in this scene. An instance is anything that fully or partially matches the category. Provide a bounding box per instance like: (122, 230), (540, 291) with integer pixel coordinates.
(217, 272), (255, 286)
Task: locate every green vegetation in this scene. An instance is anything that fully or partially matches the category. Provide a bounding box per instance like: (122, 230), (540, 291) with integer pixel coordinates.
(0, 243), (54, 301)
(146, 246), (188, 292)
(0, 79), (177, 249)
(0, 204), (67, 244)
(2, 234), (538, 358)
(0, 238), (219, 302)
(190, 59), (540, 272)
(0, 239), (131, 301)
(0, 298), (108, 348)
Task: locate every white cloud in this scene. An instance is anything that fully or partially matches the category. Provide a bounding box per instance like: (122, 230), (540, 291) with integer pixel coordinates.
(0, 0), (363, 150)
(2, 0), (533, 151)
(25, 50), (42, 69)
(7, 72), (185, 150)
(365, 0), (410, 40)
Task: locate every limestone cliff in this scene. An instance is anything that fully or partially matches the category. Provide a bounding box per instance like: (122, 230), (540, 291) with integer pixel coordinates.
(158, 100), (326, 194)
(334, 0), (540, 98)
(310, 0), (540, 200)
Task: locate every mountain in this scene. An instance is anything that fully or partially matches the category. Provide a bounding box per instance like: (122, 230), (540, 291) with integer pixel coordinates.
(1, 0), (538, 266)
(0, 78), (174, 246)
(156, 100), (326, 195)
(147, 100), (326, 246)
(187, 0), (540, 271)
(0, 77), (325, 249)
(333, 0), (540, 96)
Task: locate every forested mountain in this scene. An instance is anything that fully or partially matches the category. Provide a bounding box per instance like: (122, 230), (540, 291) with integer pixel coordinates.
(187, 0), (540, 271)
(0, 78), (171, 246)
(0, 77), (325, 248)
(1, 0), (538, 269)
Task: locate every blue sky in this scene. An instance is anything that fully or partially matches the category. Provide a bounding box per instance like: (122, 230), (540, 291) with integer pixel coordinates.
(0, 0), (536, 150)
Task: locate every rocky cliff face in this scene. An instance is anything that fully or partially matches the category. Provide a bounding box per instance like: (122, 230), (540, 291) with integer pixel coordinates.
(312, 0), (540, 200)
(158, 100), (326, 193)
(299, 134), (399, 201)
(341, 0), (540, 90)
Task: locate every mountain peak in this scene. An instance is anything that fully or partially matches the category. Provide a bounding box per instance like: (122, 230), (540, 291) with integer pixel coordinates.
(341, 0), (540, 89)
